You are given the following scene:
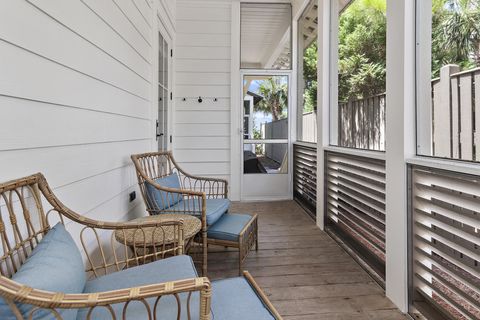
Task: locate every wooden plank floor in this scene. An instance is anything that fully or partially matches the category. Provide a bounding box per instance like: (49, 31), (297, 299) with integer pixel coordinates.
(207, 201), (408, 320)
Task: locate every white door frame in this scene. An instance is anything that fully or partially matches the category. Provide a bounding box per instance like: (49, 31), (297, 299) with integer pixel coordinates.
(239, 70), (294, 201)
(154, 14), (173, 152)
(230, 1), (298, 201)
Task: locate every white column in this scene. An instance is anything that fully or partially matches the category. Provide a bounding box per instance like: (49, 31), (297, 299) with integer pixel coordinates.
(385, 0), (416, 312)
(230, 1), (241, 201)
(316, 0), (331, 230)
(329, 0), (339, 146)
(416, 0), (433, 156)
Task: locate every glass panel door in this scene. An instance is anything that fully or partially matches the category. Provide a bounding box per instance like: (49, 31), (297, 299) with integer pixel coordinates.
(158, 33), (169, 151)
(241, 74), (291, 200)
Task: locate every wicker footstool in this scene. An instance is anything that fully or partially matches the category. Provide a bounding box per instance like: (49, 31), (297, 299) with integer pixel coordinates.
(207, 213), (258, 275)
(115, 214), (201, 259)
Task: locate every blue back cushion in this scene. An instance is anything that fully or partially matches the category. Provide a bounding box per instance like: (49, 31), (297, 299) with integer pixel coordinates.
(0, 223), (86, 320)
(144, 173), (183, 211)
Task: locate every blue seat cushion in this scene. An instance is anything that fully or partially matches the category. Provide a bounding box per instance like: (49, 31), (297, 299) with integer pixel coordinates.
(211, 277), (275, 320)
(78, 255), (274, 320)
(0, 223), (86, 320)
(208, 214), (253, 242)
(144, 173), (183, 210)
(169, 198), (230, 226)
(78, 255), (199, 320)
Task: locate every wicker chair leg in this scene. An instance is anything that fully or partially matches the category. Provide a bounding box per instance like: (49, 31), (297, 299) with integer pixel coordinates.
(200, 285), (212, 320)
(202, 230), (208, 276)
(238, 233), (244, 276)
(255, 218), (259, 251)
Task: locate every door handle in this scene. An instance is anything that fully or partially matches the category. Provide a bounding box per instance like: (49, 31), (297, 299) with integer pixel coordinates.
(156, 120), (163, 140)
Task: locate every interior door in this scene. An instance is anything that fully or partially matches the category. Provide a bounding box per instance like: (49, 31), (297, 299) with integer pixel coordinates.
(157, 32), (170, 151)
(241, 73), (292, 200)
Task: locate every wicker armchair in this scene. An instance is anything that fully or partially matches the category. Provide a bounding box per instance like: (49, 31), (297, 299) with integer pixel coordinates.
(0, 173), (211, 319)
(131, 151), (229, 276)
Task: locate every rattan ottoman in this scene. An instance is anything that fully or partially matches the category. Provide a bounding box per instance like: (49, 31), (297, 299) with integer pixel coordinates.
(207, 213), (258, 275)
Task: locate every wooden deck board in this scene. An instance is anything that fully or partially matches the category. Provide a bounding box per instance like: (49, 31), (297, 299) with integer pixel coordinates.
(208, 200), (407, 319)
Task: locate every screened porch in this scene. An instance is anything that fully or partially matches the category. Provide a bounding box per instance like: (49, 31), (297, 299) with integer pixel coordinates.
(0, 0), (479, 319)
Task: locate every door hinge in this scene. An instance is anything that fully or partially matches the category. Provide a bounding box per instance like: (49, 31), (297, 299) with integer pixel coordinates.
(170, 92), (173, 100)
(170, 135), (172, 143)
(170, 49), (173, 57)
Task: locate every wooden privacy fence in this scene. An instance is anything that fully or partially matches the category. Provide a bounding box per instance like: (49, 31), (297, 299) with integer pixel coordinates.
(301, 112), (317, 143)
(338, 94), (386, 151)
(432, 65), (480, 161)
(299, 65), (480, 157)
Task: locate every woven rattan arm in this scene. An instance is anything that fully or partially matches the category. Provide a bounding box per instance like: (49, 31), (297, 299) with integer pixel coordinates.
(243, 271), (282, 320)
(0, 276), (212, 320)
(37, 173), (199, 232)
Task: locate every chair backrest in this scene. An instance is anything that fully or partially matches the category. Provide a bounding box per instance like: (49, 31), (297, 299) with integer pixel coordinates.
(131, 151), (177, 183)
(0, 174), (51, 278)
(131, 151), (187, 211)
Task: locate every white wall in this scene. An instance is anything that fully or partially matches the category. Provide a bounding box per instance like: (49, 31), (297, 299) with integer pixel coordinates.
(0, 0), (174, 238)
(173, 0), (232, 184)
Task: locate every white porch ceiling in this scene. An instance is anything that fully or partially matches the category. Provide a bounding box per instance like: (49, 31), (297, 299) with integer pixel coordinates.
(240, 0), (353, 69)
(300, 0), (353, 49)
(240, 3), (292, 69)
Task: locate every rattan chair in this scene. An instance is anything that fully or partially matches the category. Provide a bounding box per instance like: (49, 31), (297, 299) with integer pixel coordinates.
(0, 173), (211, 319)
(131, 151), (229, 276)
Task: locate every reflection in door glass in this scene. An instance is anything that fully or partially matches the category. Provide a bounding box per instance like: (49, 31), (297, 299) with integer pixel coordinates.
(243, 75), (288, 140)
(244, 143), (288, 174)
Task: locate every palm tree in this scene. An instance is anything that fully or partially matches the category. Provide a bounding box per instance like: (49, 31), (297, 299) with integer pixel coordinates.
(256, 78), (288, 121)
(433, 0), (480, 69)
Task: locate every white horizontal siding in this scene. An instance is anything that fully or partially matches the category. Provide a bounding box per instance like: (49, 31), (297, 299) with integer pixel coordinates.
(0, 98), (150, 151)
(174, 98), (230, 111)
(176, 72), (231, 86)
(175, 111), (230, 124)
(174, 0), (231, 181)
(175, 124), (230, 136)
(27, 0), (151, 79)
(175, 137), (230, 150)
(176, 59), (231, 73)
(0, 41), (149, 119)
(0, 0), (150, 98)
(0, 0), (175, 261)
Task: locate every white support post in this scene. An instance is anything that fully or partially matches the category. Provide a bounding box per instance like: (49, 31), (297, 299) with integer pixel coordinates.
(230, 1), (241, 201)
(385, 0), (416, 312)
(316, 0), (331, 230)
(328, 0), (339, 146)
(416, 0), (433, 156)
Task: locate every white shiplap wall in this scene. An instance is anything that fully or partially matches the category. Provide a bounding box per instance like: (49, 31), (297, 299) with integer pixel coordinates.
(0, 0), (174, 238)
(174, 0), (232, 183)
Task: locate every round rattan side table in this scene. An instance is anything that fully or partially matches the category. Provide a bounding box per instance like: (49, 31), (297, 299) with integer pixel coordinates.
(115, 214), (201, 256)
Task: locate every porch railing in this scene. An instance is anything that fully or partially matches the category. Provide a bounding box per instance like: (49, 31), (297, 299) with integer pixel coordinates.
(409, 165), (480, 320)
(325, 151), (386, 282)
(293, 143), (317, 219)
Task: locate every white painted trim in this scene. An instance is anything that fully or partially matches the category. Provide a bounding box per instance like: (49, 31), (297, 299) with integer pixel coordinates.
(230, 1), (241, 201)
(316, 0), (331, 230)
(240, 195), (292, 202)
(415, 0), (433, 155)
(328, 0), (339, 145)
(293, 141), (317, 148)
(323, 146), (386, 161)
(406, 156), (480, 176)
(155, 14), (173, 152)
(385, 0), (416, 312)
(244, 139), (289, 144)
(239, 69), (294, 201)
